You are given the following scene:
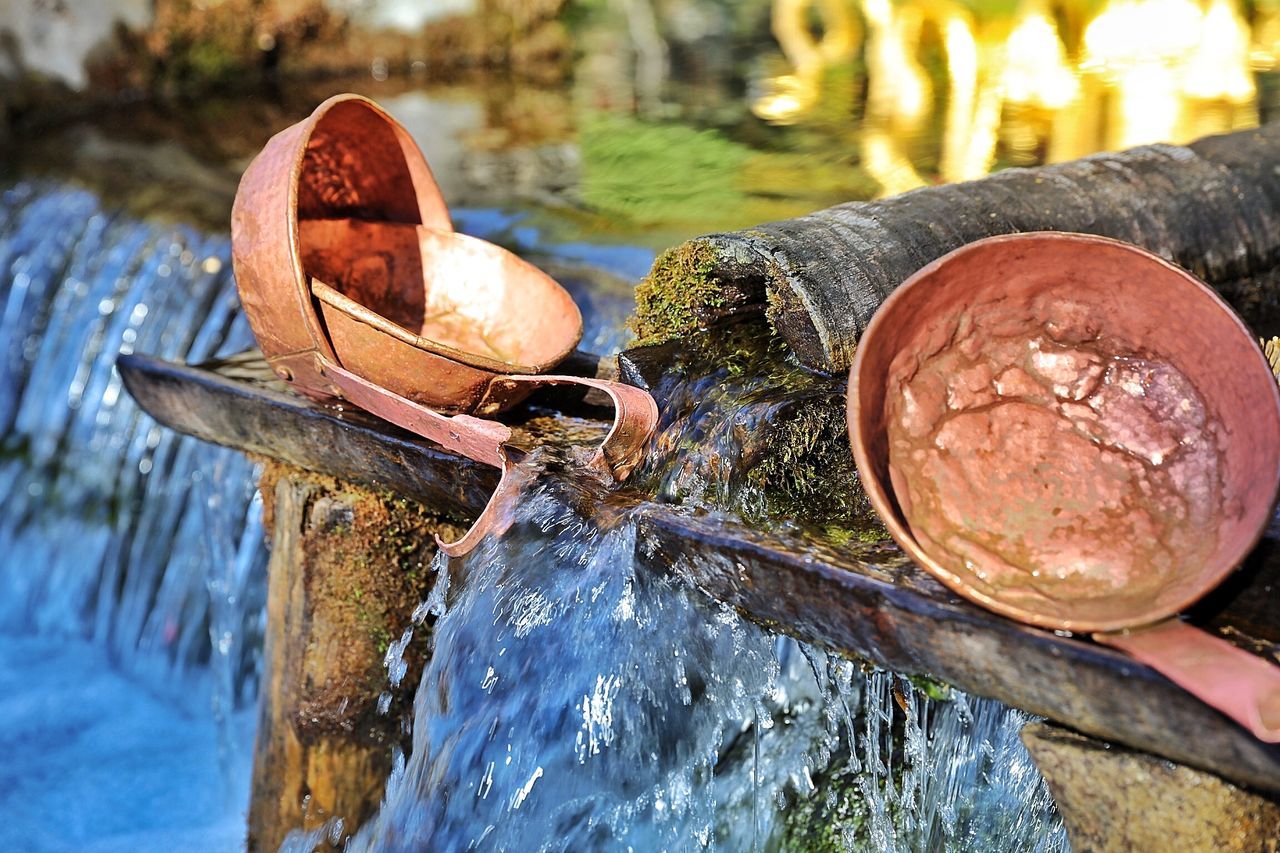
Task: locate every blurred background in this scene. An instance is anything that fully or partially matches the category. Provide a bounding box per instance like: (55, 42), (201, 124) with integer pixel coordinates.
(0, 0), (1274, 849)
(4, 0), (1276, 241)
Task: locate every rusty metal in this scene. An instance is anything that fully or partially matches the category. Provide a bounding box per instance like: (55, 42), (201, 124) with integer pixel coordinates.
(848, 231), (1280, 741)
(231, 93), (657, 555)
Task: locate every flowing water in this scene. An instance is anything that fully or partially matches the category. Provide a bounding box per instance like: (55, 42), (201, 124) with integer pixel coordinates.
(335, 475), (1065, 851)
(23, 0), (1279, 838)
(0, 181), (267, 848)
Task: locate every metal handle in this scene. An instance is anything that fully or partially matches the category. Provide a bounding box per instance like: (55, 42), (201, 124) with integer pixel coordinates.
(1096, 619), (1280, 742)
(321, 359), (657, 556)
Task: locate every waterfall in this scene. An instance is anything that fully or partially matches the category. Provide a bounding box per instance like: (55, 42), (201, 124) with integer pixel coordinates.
(0, 179), (1067, 851)
(347, 474), (1068, 851)
(0, 181), (266, 850)
(0, 180), (266, 691)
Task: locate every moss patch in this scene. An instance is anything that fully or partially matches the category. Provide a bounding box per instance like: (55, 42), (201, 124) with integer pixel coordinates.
(257, 461), (466, 741)
(629, 241), (724, 346)
(747, 395), (868, 525)
(780, 766), (872, 852)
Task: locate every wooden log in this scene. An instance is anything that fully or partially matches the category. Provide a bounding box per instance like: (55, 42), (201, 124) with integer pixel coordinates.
(248, 462), (462, 851)
(1021, 722), (1280, 851)
(631, 123), (1280, 372)
(117, 352), (1280, 795)
(636, 509), (1280, 796)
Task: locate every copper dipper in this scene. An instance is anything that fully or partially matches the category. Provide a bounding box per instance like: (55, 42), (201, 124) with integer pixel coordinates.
(848, 232), (1280, 742)
(231, 94), (657, 556)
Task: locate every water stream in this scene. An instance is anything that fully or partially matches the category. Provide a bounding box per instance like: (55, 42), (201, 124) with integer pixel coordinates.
(9, 0), (1280, 839)
(337, 473), (1066, 851)
(0, 181), (266, 848)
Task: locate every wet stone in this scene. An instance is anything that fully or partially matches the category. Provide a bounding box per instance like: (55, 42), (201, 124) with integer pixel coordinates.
(1022, 721), (1280, 852)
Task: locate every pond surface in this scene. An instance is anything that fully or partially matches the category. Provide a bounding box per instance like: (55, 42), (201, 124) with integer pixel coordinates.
(1, 0), (1276, 849)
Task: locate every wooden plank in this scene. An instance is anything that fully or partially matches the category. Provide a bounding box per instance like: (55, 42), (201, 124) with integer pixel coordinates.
(118, 351), (499, 519)
(636, 510), (1280, 796)
(247, 464), (461, 850)
(117, 351), (1280, 794)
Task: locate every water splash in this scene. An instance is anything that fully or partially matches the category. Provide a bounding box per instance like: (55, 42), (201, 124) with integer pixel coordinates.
(350, 477), (1067, 851)
(630, 322), (877, 535)
(0, 180), (1067, 851)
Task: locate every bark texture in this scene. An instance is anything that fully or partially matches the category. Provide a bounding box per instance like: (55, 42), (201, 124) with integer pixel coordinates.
(632, 124), (1280, 372)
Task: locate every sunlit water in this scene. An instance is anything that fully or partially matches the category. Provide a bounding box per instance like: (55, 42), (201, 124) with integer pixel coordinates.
(330, 476), (1065, 851)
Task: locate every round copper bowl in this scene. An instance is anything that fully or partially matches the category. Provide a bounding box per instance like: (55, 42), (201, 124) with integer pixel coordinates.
(847, 231), (1280, 634)
(232, 94), (582, 415)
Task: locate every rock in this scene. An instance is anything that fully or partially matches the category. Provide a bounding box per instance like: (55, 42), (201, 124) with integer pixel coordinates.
(1021, 721), (1280, 852)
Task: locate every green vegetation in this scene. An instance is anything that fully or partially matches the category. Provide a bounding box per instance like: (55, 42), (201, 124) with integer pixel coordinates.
(747, 395), (880, 530)
(579, 111), (878, 233)
(580, 115), (755, 227)
(630, 242), (725, 346)
(780, 766), (873, 852)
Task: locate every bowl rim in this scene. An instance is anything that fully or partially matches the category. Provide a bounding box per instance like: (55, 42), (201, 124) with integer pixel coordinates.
(846, 230), (1280, 634)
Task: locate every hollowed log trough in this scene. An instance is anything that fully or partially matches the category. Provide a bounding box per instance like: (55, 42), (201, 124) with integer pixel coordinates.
(120, 351), (1280, 796)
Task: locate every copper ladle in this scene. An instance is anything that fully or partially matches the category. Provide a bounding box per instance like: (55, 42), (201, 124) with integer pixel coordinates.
(231, 94), (657, 556)
(848, 232), (1280, 741)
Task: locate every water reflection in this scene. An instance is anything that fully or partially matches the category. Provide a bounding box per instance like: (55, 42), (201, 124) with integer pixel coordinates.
(754, 0), (1267, 193)
(8, 0), (1278, 249)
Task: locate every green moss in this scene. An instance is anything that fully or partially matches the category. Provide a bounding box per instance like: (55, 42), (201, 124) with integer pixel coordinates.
(747, 396), (885, 532)
(371, 625), (393, 658)
(780, 767), (871, 852)
(629, 241), (725, 346)
(908, 675), (953, 702)
(821, 521), (890, 547)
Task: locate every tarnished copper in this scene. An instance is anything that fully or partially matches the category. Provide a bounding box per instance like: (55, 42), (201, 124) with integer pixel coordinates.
(231, 94), (657, 556)
(300, 218), (582, 414)
(848, 231), (1280, 741)
(231, 94), (452, 395)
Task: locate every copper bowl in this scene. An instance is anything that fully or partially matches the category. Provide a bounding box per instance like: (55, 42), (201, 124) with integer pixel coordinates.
(231, 94), (657, 557)
(233, 94), (581, 415)
(848, 231), (1280, 633)
(848, 231), (1280, 740)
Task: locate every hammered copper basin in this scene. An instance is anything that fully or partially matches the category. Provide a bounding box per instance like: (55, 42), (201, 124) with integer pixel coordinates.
(233, 93), (582, 415)
(232, 93), (658, 558)
(848, 231), (1280, 634)
(849, 232), (1280, 741)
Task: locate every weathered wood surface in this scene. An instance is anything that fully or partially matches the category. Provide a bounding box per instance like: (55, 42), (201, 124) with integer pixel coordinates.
(249, 465), (456, 851)
(118, 351), (1280, 795)
(631, 123), (1280, 371)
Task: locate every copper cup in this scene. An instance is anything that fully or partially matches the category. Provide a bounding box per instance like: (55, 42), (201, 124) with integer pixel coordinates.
(231, 94), (656, 555)
(848, 231), (1280, 741)
(233, 94), (583, 415)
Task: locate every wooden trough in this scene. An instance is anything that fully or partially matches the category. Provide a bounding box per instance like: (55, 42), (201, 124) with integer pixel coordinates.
(119, 351), (1280, 835)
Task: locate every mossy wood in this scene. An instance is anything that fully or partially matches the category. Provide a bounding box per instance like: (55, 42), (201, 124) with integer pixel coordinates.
(632, 124), (1280, 372)
(119, 351), (1280, 795)
(248, 465), (459, 851)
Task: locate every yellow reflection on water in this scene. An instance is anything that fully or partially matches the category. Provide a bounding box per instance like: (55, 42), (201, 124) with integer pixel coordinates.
(754, 0), (1268, 195)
